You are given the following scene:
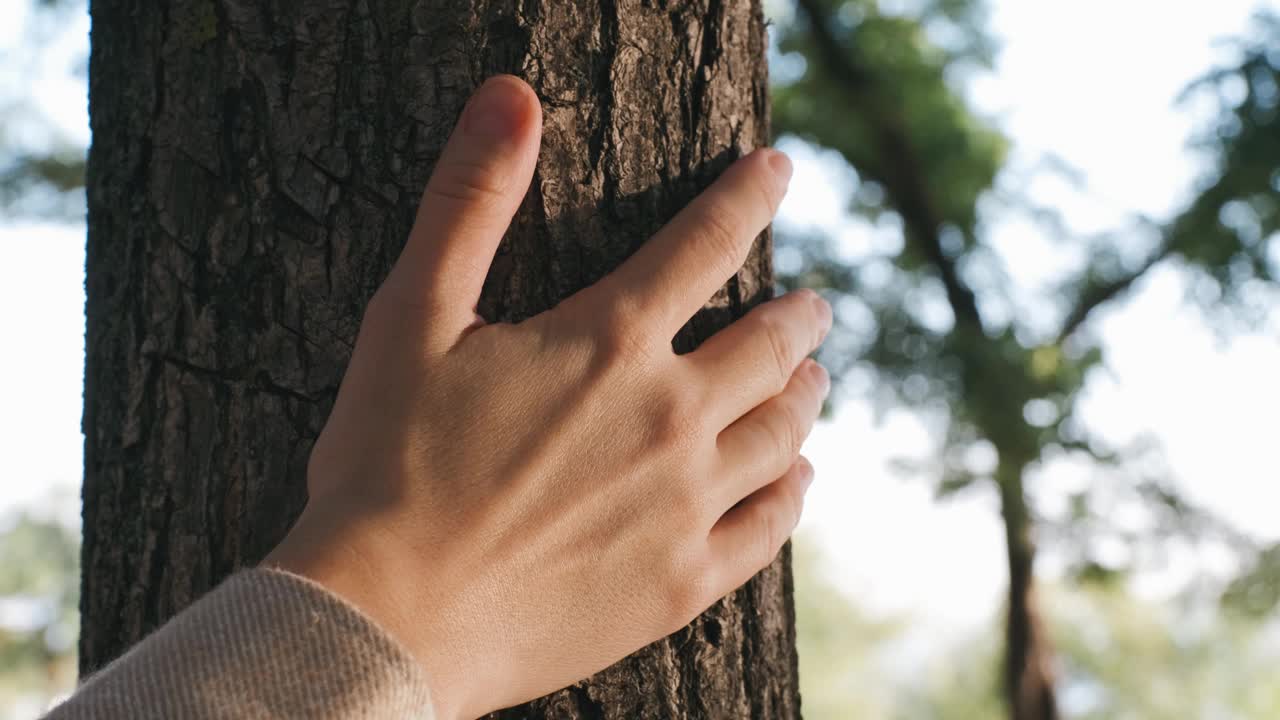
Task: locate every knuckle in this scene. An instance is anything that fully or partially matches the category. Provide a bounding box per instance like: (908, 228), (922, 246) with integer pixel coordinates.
(759, 313), (795, 391)
(752, 505), (779, 571)
(791, 361), (822, 400)
(593, 308), (655, 367)
(595, 321), (641, 363)
(424, 158), (508, 209)
(668, 461), (714, 525)
(696, 199), (748, 272)
(649, 384), (702, 451)
(754, 499), (794, 572)
(778, 401), (806, 455)
(662, 547), (715, 623)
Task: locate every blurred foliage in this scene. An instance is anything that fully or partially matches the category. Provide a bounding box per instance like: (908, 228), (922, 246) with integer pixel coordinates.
(1224, 541), (1280, 619)
(893, 628), (1005, 720)
(1062, 12), (1280, 337)
(1171, 14), (1280, 293)
(791, 534), (1008, 719)
(770, 0), (1276, 572)
(796, 538), (1280, 719)
(0, 512), (79, 718)
(792, 535), (902, 717)
(772, 0), (1103, 505)
(0, 0), (86, 220)
(773, 0), (1005, 257)
(1048, 582), (1280, 720)
(0, 148), (86, 219)
(770, 0), (1280, 715)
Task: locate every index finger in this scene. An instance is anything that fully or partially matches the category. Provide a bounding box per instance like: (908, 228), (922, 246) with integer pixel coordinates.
(590, 148), (791, 339)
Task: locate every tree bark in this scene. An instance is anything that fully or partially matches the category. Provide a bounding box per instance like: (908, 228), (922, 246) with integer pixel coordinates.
(81, 1), (799, 717)
(997, 463), (1058, 720)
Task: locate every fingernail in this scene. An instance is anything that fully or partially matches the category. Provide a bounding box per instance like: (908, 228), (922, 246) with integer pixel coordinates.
(813, 361), (831, 396)
(766, 149), (793, 191)
(814, 292), (834, 330)
(463, 76), (529, 140)
(812, 293), (833, 336)
(798, 457), (815, 488)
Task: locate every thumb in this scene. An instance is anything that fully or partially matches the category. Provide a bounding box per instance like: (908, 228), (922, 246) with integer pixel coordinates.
(381, 74), (541, 346)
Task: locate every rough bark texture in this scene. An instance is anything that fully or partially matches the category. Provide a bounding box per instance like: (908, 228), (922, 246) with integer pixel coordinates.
(81, 0), (798, 717)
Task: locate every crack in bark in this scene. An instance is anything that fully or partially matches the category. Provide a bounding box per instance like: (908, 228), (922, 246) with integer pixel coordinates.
(146, 352), (313, 403)
(589, 0), (620, 211)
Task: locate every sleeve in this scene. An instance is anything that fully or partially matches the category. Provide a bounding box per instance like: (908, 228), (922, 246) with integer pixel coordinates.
(44, 567), (436, 720)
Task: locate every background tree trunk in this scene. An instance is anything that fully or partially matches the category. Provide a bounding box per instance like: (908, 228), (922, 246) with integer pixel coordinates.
(998, 464), (1058, 720)
(81, 1), (799, 717)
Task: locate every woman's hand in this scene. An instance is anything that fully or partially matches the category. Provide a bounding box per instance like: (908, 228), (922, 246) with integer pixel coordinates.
(264, 74), (831, 720)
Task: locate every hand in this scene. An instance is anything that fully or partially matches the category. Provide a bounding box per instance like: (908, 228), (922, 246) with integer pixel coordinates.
(264, 74), (832, 720)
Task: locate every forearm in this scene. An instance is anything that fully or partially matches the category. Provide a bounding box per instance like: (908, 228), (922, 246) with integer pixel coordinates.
(46, 568), (434, 719)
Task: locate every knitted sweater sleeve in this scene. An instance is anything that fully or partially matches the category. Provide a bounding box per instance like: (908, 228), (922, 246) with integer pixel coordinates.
(44, 568), (435, 719)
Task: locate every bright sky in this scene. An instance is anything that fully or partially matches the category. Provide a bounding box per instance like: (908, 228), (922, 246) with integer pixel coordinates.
(1, 1), (1278, 641)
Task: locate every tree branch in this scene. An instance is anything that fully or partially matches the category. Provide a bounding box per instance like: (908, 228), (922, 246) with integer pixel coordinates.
(795, 0), (982, 330)
(1055, 245), (1172, 344)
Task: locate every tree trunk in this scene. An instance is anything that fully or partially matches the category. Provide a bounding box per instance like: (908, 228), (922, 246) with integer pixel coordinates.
(81, 1), (799, 717)
(997, 463), (1058, 720)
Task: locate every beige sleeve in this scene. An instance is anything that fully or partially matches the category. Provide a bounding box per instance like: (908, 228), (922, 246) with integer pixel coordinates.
(45, 568), (435, 720)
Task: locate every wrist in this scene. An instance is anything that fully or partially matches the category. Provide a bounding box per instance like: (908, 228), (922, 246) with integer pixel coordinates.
(262, 504), (476, 720)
